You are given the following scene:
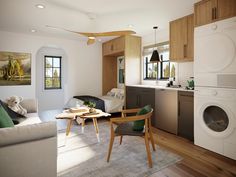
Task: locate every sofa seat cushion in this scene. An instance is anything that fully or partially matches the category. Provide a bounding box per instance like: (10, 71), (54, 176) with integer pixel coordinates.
(15, 114), (41, 127)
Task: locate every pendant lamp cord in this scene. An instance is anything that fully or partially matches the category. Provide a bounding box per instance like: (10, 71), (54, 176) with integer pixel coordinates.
(155, 28), (156, 49)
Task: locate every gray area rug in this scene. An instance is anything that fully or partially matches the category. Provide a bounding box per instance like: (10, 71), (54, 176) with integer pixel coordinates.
(57, 122), (182, 177)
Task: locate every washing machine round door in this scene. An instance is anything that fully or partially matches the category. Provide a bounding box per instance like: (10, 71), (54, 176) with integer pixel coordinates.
(199, 103), (234, 138)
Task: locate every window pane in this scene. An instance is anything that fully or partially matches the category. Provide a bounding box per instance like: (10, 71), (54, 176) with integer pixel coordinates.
(45, 57), (52, 67)
(148, 63), (157, 78)
(52, 77), (61, 88)
(53, 58), (60, 67)
(162, 62), (170, 78)
(45, 78), (52, 88)
(170, 63), (176, 78)
(46, 68), (52, 77)
(160, 51), (169, 61)
(44, 56), (62, 89)
(53, 68), (60, 78)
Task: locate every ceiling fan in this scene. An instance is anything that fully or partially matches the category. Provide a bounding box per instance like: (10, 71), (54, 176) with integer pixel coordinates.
(46, 25), (136, 45)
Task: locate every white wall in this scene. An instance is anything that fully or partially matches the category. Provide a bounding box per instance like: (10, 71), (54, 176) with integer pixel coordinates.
(36, 47), (67, 112)
(141, 28), (194, 87)
(0, 31), (102, 110)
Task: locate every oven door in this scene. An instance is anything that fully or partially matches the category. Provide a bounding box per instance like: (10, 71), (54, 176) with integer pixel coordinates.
(199, 102), (235, 138)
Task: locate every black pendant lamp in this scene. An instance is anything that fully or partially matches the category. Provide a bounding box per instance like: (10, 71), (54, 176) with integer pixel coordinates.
(150, 26), (160, 63)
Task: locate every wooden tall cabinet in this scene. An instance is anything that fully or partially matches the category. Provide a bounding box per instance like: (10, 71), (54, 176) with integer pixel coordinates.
(102, 35), (141, 95)
(170, 14), (194, 62)
(194, 0), (236, 27)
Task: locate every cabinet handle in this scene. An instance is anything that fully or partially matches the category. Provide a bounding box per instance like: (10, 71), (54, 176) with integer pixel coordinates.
(178, 101), (180, 117)
(212, 8), (215, 20)
(137, 95), (140, 106)
(184, 44), (187, 58)
(214, 7), (217, 19)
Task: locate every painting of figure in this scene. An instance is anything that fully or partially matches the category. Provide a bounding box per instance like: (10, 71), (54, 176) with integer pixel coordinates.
(0, 51), (31, 86)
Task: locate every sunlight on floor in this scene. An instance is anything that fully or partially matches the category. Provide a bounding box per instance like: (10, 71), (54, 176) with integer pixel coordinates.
(57, 131), (97, 173)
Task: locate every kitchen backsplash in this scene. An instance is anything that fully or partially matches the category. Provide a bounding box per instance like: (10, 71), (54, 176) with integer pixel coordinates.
(176, 62), (194, 87)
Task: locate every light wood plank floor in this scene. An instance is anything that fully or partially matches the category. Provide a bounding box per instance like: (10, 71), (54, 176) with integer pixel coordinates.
(39, 112), (236, 177)
(151, 128), (236, 177)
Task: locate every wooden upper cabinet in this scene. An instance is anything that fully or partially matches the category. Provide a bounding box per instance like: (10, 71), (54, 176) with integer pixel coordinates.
(194, 0), (217, 27)
(102, 36), (125, 56)
(217, 0), (236, 20)
(170, 14), (194, 62)
(194, 0), (236, 27)
(187, 15), (194, 60)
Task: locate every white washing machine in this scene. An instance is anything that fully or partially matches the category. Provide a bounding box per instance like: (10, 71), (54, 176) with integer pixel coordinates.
(194, 87), (236, 160)
(194, 16), (236, 88)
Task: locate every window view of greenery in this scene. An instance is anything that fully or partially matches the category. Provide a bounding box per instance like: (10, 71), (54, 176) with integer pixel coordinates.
(44, 56), (61, 89)
(143, 43), (175, 80)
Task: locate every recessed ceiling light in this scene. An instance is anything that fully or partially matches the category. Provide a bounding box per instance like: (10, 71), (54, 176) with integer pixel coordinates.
(88, 36), (96, 40)
(31, 29), (37, 33)
(128, 24), (133, 28)
(36, 4), (45, 9)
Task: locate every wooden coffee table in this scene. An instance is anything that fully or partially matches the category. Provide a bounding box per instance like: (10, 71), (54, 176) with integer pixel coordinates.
(56, 109), (110, 142)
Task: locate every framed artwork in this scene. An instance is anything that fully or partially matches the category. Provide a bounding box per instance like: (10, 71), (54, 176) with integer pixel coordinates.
(0, 51), (31, 86)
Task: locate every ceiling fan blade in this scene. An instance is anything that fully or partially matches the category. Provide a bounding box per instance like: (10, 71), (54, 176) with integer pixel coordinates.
(46, 25), (76, 32)
(87, 38), (96, 45)
(78, 30), (136, 37)
(46, 26), (135, 37)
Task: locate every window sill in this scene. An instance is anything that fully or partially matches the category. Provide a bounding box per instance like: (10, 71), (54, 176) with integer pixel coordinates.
(143, 78), (169, 81)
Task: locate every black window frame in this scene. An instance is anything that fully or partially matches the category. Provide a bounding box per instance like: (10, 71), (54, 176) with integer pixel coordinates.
(143, 42), (174, 81)
(44, 55), (62, 90)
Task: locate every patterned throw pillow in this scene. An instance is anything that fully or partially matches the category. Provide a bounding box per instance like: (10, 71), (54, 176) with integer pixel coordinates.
(107, 91), (116, 97)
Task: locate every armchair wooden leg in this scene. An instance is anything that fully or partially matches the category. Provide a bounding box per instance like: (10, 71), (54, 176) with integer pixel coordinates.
(144, 134), (153, 168)
(119, 136), (123, 145)
(149, 130), (156, 151)
(107, 134), (115, 162)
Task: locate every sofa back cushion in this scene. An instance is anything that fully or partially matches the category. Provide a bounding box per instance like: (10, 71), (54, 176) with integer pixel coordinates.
(0, 100), (25, 119)
(0, 102), (14, 128)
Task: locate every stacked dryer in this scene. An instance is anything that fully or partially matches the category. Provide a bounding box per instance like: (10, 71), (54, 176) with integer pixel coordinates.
(194, 17), (236, 160)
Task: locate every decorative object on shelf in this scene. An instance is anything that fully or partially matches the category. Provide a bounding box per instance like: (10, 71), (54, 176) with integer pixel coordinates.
(150, 26), (160, 63)
(118, 56), (125, 86)
(83, 101), (96, 113)
(0, 51), (31, 86)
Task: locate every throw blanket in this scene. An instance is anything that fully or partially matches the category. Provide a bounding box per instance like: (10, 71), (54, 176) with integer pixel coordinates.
(73, 95), (105, 112)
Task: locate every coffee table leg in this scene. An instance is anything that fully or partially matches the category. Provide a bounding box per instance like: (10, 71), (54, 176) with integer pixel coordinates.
(66, 119), (73, 136)
(81, 118), (85, 134)
(93, 118), (100, 142)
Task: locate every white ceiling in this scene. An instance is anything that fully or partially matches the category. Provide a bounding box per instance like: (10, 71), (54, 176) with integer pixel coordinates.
(0, 0), (200, 42)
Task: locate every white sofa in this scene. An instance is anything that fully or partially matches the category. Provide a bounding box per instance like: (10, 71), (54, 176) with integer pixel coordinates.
(0, 99), (57, 177)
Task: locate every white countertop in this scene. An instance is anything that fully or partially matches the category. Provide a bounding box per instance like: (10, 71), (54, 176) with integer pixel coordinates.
(126, 84), (194, 92)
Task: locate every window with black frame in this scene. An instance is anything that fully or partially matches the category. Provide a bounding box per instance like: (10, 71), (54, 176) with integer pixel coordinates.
(44, 56), (62, 89)
(143, 42), (175, 80)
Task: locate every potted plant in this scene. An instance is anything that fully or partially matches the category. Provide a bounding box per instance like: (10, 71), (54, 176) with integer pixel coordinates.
(83, 101), (96, 113)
